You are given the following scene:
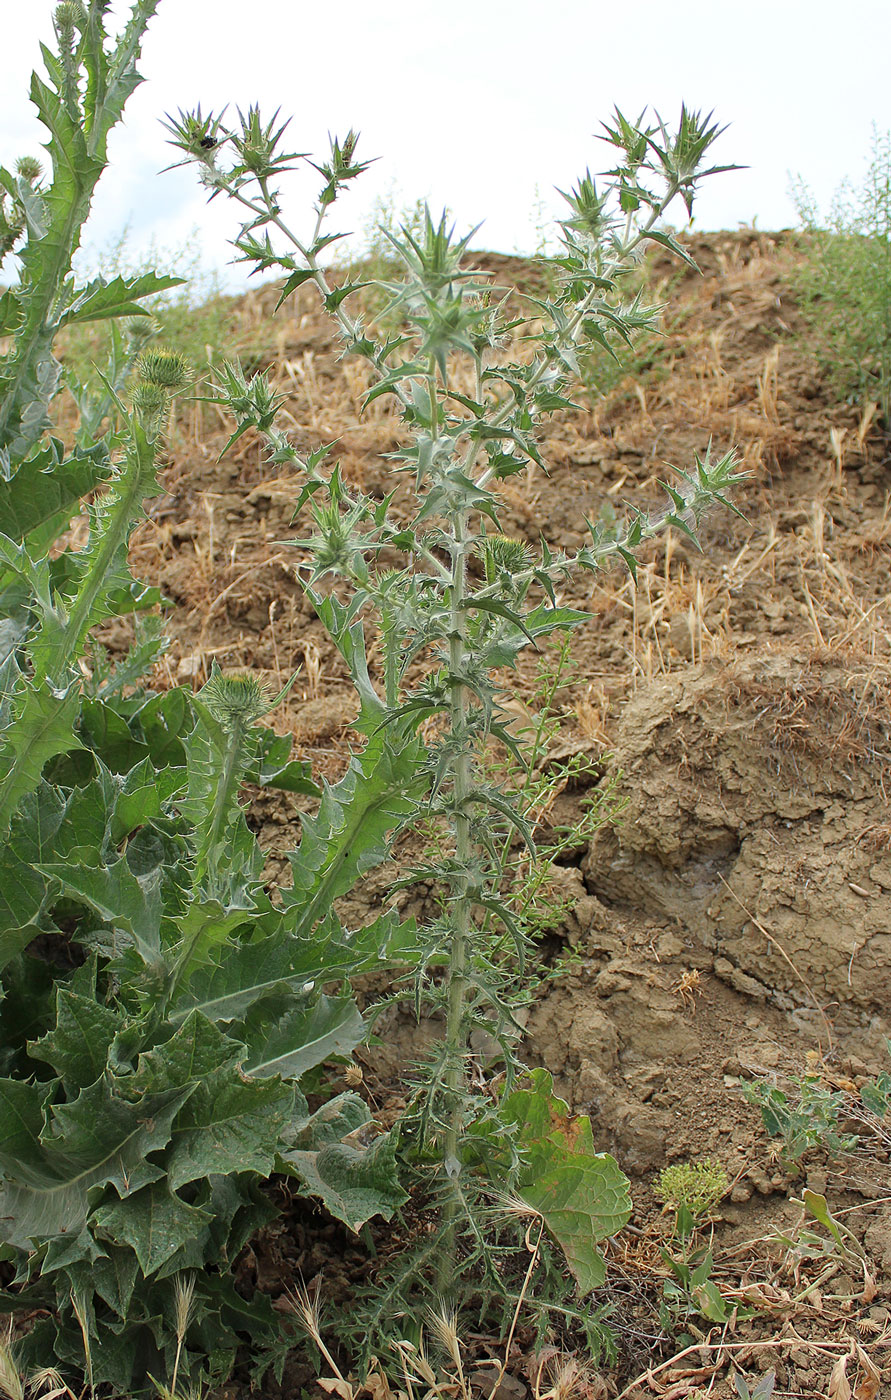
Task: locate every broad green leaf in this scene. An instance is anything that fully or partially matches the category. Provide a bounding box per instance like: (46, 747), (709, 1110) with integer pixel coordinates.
(861, 1074), (891, 1119)
(166, 1065), (294, 1191)
(0, 681), (83, 835)
(0, 848), (53, 971)
(91, 1245), (139, 1319)
(502, 1069), (631, 1294)
(167, 909), (416, 1025)
(29, 989), (124, 1090)
(242, 993), (365, 1079)
(37, 856), (163, 964)
(281, 1094), (408, 1232)
(281, 730), (423, 937)
(0, 439), (106, 543)
(79, 697), (150, 773)
(145, 1008), (293, 1191)
(0, 290), (21, 337)
(133, 686), (190, 767)
(111, 755), (186, 842)
(181, 690), (265, 901)
(93, 1182), (211, 1277)
(41, 1227), (106, 1281)
(250, 726), (319, 795)
(168, 899), (255, 991)
(0, 1075), (190, 1248)
(799, 1190), (845, 1251)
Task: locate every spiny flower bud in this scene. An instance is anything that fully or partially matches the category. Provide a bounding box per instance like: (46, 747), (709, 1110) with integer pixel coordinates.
(125, 314), (159, 354)
(15, 157), (42, 184)
(130, 381), (169, 428)
(54, 2), (84, 39)
(135, 347), (192, 393)
(200, 669), (270, 728)
(479, 533), (532, 574)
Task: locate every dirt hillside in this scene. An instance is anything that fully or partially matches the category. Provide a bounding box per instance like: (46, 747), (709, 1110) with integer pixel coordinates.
(117, 229), (890, 1398)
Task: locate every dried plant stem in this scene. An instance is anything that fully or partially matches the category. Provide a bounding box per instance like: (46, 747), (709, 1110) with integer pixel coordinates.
(615, 1332), (871, 1400)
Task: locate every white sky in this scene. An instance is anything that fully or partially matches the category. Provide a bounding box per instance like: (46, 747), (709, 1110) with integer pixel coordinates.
(2, 0), (890, 292)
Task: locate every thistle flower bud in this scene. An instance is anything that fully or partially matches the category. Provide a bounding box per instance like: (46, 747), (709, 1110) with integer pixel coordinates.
(54, 1), (84, 43)
(479, 534), (532, 574)
(15, 157), (42, 184)
(130, 381), (169, 430)
(135, 347), (192, 393)
(124, 315), (158, 356)
(200, 669), (270, 729)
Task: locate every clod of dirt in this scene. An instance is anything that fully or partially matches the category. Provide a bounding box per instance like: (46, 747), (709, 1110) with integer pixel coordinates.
(583, 649), (891, 1026)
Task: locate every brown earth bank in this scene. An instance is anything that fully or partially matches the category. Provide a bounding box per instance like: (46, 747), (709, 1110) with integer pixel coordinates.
(99, 229), (890, 1398)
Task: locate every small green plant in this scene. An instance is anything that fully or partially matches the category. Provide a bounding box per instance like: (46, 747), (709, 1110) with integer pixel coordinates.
(859, 1049), (891, 1125)
(770, 1189), (872, 1313)
(790, 126), (891, 427)
(656, 1158), (729, 1223)
(656, 1159), (740, 1336)
(743, 1075), (858, 1170)
(660, 1247), (742, 1333)
(733, 1370), (776, 1400)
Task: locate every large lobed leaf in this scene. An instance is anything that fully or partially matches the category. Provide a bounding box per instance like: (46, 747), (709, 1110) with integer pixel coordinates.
(502, 1069), (632, 1293)
(281, 1093), (408, 1232)
(281, 727), (424, 938)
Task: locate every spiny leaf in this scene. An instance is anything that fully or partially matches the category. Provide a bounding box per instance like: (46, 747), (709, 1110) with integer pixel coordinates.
(281, 1094), (408, 1231)
(242, 994), (365, 1079)
(281, 729), (424, 936)
(163, 1015), (294, 1190)
(29, 989), (125, 1090)
(0, 1074), (191, 1249)
(57, 270), (184, 327)
(92, 1182), (211, 1278)
(0, 439), (107, 544)
(170, 906), (417, 1026)
(0, 680), (83, 836)
(37, 856), (163, 964)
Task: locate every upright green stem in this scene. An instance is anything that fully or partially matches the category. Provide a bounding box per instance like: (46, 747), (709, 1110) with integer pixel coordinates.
(442, 508), (472, 1178)
(51, 428), (156, 678)
(201, 717), (247, 900)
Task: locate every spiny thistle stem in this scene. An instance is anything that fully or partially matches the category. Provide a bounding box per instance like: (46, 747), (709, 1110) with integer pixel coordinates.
(443, 506), (472, 1182)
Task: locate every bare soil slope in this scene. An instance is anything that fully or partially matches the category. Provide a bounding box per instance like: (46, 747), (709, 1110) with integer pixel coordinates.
(120, 230), (890, 1398)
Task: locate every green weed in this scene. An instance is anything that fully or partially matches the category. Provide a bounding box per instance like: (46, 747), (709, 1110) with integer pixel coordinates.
(790, 126), (891, 427)
(655, 1159), (730, 1223)
(0, 5), (417, 1388)
(743, 1076), (858, 1170)
(168, 91), (743, 1339)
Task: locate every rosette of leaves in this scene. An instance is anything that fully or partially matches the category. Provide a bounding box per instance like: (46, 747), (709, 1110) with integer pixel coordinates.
(0, 660), (422, 1387)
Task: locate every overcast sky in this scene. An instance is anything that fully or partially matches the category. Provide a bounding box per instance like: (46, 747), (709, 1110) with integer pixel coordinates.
(2, 1), (890, 292)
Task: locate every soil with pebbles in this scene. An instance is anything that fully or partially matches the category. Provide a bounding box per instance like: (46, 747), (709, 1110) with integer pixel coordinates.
(107, 230), (891, 1398)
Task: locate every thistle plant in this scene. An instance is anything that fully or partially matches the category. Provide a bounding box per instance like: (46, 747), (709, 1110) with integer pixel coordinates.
(168, 101), (744, 1259)
(0, 8), (424, 1387)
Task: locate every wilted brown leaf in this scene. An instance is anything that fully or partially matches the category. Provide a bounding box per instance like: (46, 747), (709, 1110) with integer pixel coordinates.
(827, 1354), (852, 1400)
